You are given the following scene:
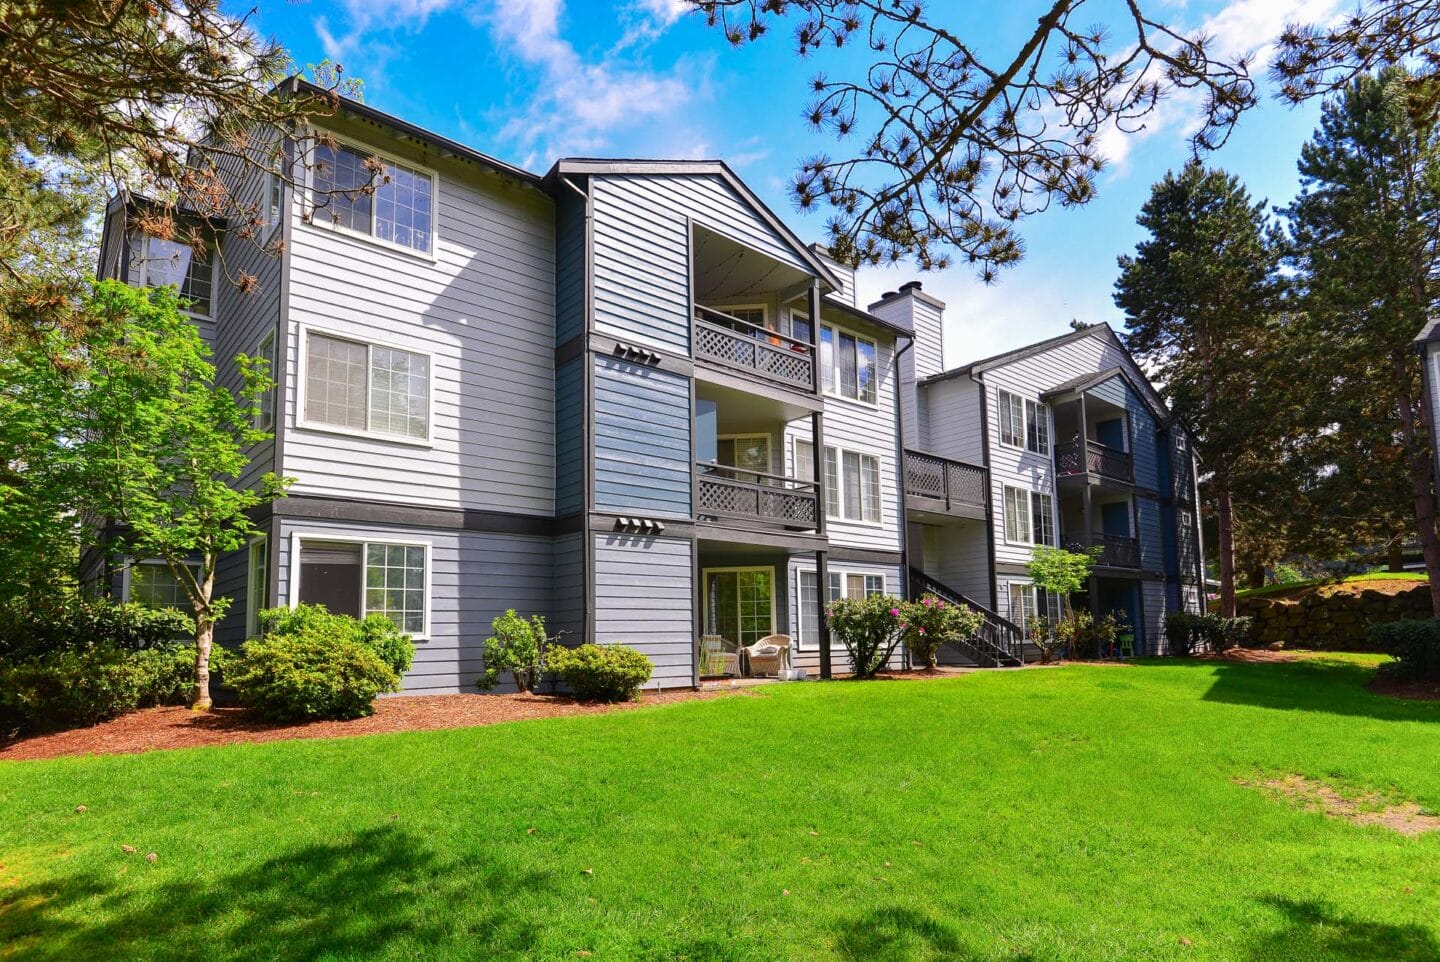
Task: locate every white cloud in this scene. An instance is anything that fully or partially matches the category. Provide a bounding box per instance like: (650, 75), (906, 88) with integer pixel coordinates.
(1094, 0), (1344, 171)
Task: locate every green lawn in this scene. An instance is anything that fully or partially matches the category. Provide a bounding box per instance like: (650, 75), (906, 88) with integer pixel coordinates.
(1233, 571), (1427, 600)
(2, 658), (1438, 961)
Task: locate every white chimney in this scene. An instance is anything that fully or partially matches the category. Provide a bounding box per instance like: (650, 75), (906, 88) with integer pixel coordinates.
(870, 281), (945, 448)
(810, 243), (857, 307)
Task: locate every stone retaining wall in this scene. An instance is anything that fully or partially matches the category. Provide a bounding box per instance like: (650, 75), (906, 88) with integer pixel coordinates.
(1239, 582), (1431, 650)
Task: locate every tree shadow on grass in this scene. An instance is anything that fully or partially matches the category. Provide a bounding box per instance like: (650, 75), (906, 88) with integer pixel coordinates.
(1245, 896), (1440, 961)
(833, 906), (1034, 962)
(0, 825), (553, 961)
(1171, 658), (1440, 723)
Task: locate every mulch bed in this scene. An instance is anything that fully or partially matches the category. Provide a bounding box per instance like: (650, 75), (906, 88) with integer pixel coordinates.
(1368, 675), (1440, 702)
(0, 689), (753, 763)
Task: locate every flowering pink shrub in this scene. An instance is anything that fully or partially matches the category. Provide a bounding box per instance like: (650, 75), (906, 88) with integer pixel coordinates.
(897, 594), (984, 670)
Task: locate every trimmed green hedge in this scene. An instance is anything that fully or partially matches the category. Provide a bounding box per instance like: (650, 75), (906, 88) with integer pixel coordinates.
(548, 643), (653, 702)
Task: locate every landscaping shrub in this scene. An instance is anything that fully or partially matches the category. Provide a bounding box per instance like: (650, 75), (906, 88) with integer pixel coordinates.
(547, 643), (652, 701)
(898, 594), (983, 670)
(827, 594), (906, 679)
(231, 605), (413, 721)
(1165, 612), (1250, 655)
(1165, 612), (1201, 656)
(0, 599), (191, 660)
(0, 641), (217, 736)
(478, 610), (551, 692)
(1369, 618), (1440, 681)
(1025, 615), (1064, 664)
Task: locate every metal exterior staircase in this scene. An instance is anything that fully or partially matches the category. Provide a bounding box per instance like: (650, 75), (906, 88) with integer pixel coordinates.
(908, 568), (1027, 668)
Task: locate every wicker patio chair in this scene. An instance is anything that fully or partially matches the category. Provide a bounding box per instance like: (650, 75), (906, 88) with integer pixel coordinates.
(742, 634), (792, 677)
(700, 634), (741, 677)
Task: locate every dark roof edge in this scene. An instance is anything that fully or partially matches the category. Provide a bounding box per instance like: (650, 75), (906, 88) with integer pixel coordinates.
(289, 78), (544, 188)
(551, 158), (844, 293)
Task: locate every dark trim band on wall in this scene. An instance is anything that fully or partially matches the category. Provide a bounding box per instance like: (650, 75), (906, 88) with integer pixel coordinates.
(269, 494), (557, 537)
(829, 548), (906, 567)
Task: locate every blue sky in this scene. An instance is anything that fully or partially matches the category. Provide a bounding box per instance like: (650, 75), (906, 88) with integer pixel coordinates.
(240, 0), (1340, 366)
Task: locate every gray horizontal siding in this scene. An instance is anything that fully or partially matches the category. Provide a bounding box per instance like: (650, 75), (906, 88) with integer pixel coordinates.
(555, 356), (584, 517)
(591, 177), (690, 354)
(593, 356), (691, 518)
(276, 518), (552, 695)
(282, 131), (556, 515)
(551, 532), (585, 644)
(555, 189), (587, 346)
(593, 533), (694, 688)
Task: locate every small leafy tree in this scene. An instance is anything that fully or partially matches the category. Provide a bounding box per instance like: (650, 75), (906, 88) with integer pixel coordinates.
(68, 282), (288, 709)
(827, 593), (906, 679)
(478, 610), (552, 693)
(1027, 546), (1099, 615)
(897, 594), (983, 671)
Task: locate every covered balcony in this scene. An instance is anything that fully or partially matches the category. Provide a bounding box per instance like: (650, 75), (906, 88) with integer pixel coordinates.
(690, 223), (821, 398)
(1060, 492), (1141, 569)
(1048, 372), (1135, 487)
(694, 381), (821, 538)
(903, 449), (988, 521)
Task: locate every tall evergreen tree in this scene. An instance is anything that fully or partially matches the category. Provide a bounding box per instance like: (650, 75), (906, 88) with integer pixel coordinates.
(1283, 66), (1440, 613)
(1114, 163), (1282, 616)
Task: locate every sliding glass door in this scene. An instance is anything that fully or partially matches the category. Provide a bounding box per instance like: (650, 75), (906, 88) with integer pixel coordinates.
(703, 567), (775, 647)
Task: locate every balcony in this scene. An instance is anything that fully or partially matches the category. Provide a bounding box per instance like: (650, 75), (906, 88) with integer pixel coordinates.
(903, 450), (988, 520)
(696, 463), (819, 531)
(1055, 439), (1134, 484)
(1066, 531), (1141, 568)
(693, 305), (815, 393)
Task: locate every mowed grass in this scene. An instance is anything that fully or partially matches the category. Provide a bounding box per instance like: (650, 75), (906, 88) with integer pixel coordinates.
(2, 658), (1439, 961)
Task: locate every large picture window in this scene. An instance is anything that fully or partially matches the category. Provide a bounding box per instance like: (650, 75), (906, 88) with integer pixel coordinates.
(303, 331), (430, 441)
(998, 390), (1049, 454)
(822, 444), (881, 524)
(820, 325), (878, 403)
(1003, 486), (1032, 543)
(127, 234), (214, 319)
(311, 139), (435, 254)
(126, 560), (200, 611)
(295, 538), (427, 636)
(1031, 491), (1056, 546)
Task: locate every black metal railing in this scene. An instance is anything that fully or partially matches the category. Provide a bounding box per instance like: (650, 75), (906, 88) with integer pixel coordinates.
(693, 305), (815, 390)
(1055, 439), (1134, 483)
(903, 450), (987, 514)
(908, 567), (1026, 667)
(1065, 531), (1141, 568)
(696, 462), (819, 530)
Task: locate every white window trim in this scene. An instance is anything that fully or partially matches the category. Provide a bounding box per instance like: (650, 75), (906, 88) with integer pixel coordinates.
(820, 322), (881, 409)
(288, 531), (432, 641)
(128, 233), (217, 321)
(254, 327), (277, 432)
(302, 127), (440, 262)
(997, 389), (1052, 456)
(714, 303), (770, 327)
(700, 565), (777, 645)
(1002, 484), (1035, 547)
(1031, 490), (1058, 547)
(295, 323), (436, 448)
(794, 567), (887, 650)
(264, 169), (285, 246)
(246, 535), (269, 638)
(1005, 580), (1063, 639)
(823, 441), (886, 527)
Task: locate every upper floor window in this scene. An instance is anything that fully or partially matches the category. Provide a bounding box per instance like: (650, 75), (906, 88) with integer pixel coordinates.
(265, 170), (284, 240)
(1003, 486), (1057, 546)
(303, 330), (430, 442)
(823, 444), (882, 524)
(998, 390), (1049, 454)
(789, 309), (814, 347)
(127, 234), (214, 319)
(311, 139), (435, 255)
(820, 325), (877, 404)
(253, 328), (277, 432)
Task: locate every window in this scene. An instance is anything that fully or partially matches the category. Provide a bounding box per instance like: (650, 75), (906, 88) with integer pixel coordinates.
(794, 438), (815, 482)
(1003, 486), (1032, 543)
(255, 329), (276, 431)
(797, 569), (885, 648)
(820, 325), (877, 403)
(303, 331), (430, 441)
(721, 305), (767, 329)
(246, 538), (269, 638)
(823, 445), (881, 523)
(127, 560), (199, 611)
(1008, 583), (1062, 636)
(704, 567), (774, 648)
(266, 170), (284, 239)
(716, 434), (771, 476)
(127, 234), (214, 319)
(789, 309), (814, 347)
(998, 390), (1049, 454)
(311, 139), (435, 254)
(295, 538), (427, 635)
(1031, 491), (1056, 546)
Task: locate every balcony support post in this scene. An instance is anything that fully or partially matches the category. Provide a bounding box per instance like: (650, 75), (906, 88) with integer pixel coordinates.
(816, 548), (831, 680)
(812, 407), (831, 679)
(808, 281), (823, 395)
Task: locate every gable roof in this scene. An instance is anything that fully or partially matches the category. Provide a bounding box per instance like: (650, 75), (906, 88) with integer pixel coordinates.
(926, 322), (1175, 424)
(1042, 367), (1128, 400)
(288, 78), (544, 188)
(549, 158), (844, 292)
